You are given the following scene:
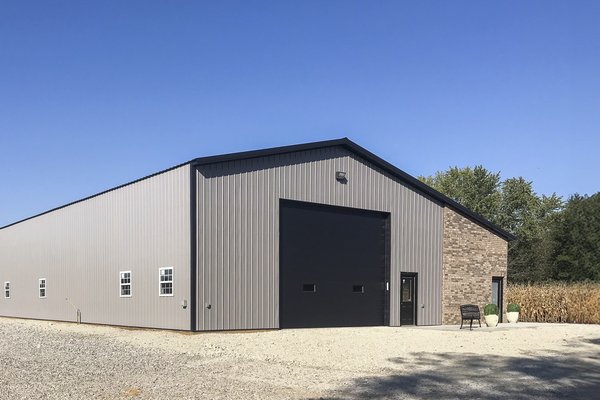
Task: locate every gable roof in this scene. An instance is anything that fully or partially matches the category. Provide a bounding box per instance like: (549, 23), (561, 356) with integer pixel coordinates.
(190, 138), (515, 241)
(1, 138), (515, 240)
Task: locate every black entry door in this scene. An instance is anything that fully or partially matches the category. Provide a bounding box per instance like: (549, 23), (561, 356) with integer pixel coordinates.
(492, 277), (503, 323)
(400, 274), (417, 325)
(279, 200), (389, 328)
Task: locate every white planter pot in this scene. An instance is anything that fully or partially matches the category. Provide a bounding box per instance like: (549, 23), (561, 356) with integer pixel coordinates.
(506, 311), (519, 323)
(484, 314), (499, 327)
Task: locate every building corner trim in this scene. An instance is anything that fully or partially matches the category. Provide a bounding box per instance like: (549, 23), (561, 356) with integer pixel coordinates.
(190, 164), (197, 332)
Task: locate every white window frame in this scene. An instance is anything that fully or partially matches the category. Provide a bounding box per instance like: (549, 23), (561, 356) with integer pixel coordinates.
(4, 281), (9, 299)
(119, 271), (132, 298)
(159, 267), (173, 297)
(39, 278), (46, 299)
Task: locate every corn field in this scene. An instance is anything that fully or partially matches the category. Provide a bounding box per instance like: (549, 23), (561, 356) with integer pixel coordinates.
(506, 283), (600, 324)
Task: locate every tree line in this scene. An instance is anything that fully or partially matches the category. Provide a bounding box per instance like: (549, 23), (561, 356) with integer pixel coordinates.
(419, 167), (600, 283)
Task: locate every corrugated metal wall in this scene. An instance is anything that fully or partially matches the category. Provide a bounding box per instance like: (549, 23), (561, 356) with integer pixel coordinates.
(0, 165), (191, 330)
(195, 146), (443, 330)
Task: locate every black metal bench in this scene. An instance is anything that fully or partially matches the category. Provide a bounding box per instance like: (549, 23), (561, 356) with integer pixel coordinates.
(460, 304), (481, 330)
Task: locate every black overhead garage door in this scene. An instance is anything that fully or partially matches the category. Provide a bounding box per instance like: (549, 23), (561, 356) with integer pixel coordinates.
(279, 200), (389, 328)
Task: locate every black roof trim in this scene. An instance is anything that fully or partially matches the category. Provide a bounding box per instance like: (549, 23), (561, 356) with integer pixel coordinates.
(340, 139), (516, 241)
(0, 160), (194, 230)
(1, 137), (515, 241)
(191, 137), (515, 241)
(189, 138), (347, 166)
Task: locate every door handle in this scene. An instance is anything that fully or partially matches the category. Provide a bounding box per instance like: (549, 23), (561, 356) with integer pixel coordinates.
(386, 282), (389, 291)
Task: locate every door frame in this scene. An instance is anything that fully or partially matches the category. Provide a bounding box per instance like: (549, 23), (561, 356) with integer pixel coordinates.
(400, 272), (418, 326)
(383, 215), (391, 326)
(492, 276), (504, 323)
(278, 199), (391, 328)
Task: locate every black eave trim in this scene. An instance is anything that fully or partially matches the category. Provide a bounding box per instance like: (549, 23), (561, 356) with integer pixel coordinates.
(1, 138), (515, 241)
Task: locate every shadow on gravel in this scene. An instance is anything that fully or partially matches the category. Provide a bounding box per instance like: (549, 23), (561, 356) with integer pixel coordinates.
(585, 338), (600, 346)
(319, 346), (600, 399)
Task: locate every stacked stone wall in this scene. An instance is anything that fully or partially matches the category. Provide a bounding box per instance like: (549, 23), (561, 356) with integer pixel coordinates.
(442, 208), (508, 324)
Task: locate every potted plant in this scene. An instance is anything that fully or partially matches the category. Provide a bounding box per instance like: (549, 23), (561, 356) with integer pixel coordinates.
(507, 303), (520, 323)
(483, 304), (499, 327)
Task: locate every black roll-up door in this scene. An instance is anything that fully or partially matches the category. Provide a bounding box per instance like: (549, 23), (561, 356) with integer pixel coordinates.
(279, 200), (389, 328)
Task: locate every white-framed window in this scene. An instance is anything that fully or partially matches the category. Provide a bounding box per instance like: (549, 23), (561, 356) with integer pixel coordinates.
(4, 281), (9, 299)
(159, 267), (173, 296)
(39, 278), (46, 298)
(120, 271), (132, 297)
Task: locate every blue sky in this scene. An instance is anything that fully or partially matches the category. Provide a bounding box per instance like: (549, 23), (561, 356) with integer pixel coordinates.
(1, 1), (599, 226)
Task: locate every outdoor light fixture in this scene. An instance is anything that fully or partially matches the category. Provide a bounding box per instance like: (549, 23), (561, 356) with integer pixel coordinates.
(335, 171), (347, 182)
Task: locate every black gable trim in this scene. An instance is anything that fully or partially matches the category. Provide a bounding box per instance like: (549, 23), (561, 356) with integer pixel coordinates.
(190, 138), (515, 241)
(2, 137), (515, 241)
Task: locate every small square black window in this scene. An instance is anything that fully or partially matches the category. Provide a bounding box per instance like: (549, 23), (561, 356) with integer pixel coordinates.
(352, 285), (364, 293)
(302, 283), (316, 292)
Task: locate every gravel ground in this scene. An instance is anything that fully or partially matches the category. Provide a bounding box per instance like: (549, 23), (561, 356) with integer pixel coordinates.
(1, 317), (599, 399)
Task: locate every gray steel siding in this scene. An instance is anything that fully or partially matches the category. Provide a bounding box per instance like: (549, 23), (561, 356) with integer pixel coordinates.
(196, 146), (443, 330)
(0, 165), (191, 330)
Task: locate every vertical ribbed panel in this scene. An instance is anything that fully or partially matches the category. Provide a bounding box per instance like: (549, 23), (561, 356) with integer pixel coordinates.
(196, 147), (443, 330)
(0, 166), (191, 330)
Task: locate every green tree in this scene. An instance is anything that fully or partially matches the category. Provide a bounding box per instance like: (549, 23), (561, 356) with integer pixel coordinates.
(420, 167), (563, 283)
(550, 193), (600, 281)
(419, 166), (502, 224)
(499, 178), (562, 282)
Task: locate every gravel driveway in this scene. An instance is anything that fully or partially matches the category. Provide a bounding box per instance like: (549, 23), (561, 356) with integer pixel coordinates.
(1, 317), (599, 399)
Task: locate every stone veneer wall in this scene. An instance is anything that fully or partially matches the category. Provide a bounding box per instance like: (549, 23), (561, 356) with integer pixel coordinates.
(442, 207), (508, 324)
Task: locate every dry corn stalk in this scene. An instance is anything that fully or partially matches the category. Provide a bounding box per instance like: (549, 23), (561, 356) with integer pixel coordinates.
(506, 283), (600, 324)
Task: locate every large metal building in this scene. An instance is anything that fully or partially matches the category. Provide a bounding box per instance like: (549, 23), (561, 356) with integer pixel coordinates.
(0, 139), (514, 331)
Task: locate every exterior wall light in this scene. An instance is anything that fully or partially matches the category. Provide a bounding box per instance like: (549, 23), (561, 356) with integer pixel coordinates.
(335, 171), (347, 182)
